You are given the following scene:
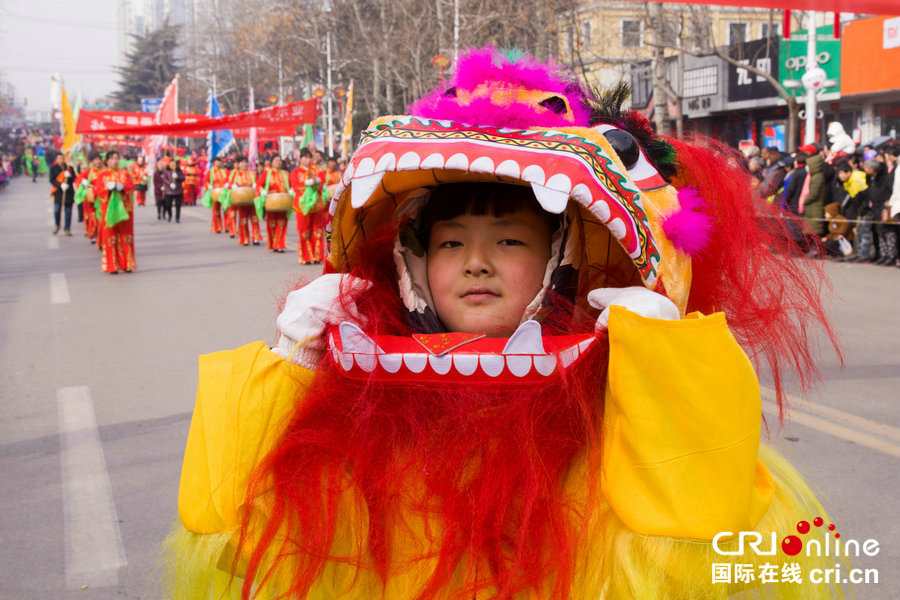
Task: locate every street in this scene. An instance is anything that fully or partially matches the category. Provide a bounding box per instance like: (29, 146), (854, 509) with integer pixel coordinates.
(0, 175), (898, 598)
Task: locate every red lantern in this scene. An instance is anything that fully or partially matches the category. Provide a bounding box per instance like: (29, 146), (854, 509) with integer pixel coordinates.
(268, 95), (278, 104)
(333, 86), (347, 100)
(313, 87), (326, 99)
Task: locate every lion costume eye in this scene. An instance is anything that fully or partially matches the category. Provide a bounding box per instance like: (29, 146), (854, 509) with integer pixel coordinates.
(592, 123), (669, 191)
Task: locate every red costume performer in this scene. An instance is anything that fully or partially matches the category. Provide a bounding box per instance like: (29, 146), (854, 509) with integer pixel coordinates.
(202, 162), (230, 233)
(74, 159), (103, 243)
(290, 159), (326, 264)
(183, 159), (201, 205)
(92, 152), (136, 273)
(257, 160), (290, 252)
(228, 164), (262, 246)
(130, 158), (149, 206)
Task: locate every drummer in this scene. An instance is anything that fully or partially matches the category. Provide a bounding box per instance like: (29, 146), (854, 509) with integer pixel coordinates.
(256, 154), (291, 253)
(226, 155), (262, 246)
(203, 156), (230, 234)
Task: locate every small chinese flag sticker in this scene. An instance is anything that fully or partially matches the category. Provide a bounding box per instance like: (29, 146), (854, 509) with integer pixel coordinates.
(413, 332), (485, 356)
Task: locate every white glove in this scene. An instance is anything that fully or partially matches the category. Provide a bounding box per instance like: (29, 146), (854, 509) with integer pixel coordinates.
(106, 181), (115, 190)
(305, 178), (315, 186)
(81, 180), (89, 188)
(64, 171), (72, 178)
(170, 182), (177, 189)
(224, 183), (231, 189)
(587, 286), (680, 330)
(61, 183), (70, 191)
(289, 188), (296, 196)
(116, 182), (124, 191)
(272, 274), (372, 369)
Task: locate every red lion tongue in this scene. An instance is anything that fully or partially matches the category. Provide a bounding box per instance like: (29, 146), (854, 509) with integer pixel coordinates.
(413, 332), (486, 356)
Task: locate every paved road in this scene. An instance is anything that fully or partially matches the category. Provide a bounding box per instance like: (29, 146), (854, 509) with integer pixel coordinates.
(1, 175), (897, 598)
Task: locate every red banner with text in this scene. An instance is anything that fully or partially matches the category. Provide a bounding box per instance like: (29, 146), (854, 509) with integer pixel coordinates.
(75, 98), (317, 139)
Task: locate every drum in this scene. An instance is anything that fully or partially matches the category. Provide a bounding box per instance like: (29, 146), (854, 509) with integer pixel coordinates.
(210, 187), (225, 202)
(86, 189), (95, 203)
(829, 215), (851, 236)
(229, 186), (255, 206)
(265, 192), (293, 213)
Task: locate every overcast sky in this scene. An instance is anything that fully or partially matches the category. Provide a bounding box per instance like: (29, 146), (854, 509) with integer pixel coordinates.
(0, 0), (119, 112)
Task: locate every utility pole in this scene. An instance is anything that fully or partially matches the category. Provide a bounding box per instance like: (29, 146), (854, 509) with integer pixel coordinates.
(803, 11), (818, 144)
(327, 31), (335, 157)
(278, 51), (284, 104)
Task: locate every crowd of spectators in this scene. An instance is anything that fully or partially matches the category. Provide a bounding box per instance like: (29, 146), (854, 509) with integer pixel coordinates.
(744, 123), (900, 267)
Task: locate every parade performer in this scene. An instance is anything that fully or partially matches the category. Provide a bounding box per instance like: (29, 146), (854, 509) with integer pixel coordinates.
(49, 153), (75, 235)
(92, 150), (136, 273)
(256, 154), (290, 253)
(290, 148), (326, 264)
(130, 156), (149, 206)
(200, 156), (230, 234)
(223, 156), (262, 246)
(74, 153), (103, 243)
(183, 155), (201, 206)
(167, 48), (846, 599)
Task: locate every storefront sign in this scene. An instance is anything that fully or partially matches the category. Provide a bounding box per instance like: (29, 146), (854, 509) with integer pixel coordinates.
(884, 17), (900, 50)
(779, 26), (841, 97)
(728, 38), (780, 102)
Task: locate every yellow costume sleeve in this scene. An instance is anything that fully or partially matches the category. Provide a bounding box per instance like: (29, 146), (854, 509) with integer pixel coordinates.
(178, 341), (315, 535)
(600, 306), (773, 540)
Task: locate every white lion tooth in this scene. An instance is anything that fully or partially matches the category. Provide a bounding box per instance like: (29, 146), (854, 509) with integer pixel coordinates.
(397, 151), (421, 171)
(533, 355), (557, 376)
(392, 116), (413, 126)
(355, 157), (376, 178)
(577, 339), (594, 353)
(339, 352), (354, 371)
(339, 322), (384, 354)
(452, 354), (478, 376)
(350, 171), (386, 208)
(571, 183), (591, 205)
(590, 199), (611, 221)
(495, 160), (521, 179)
(521, 164), (546, 185)
(355, 354), (377, 372)
(530, 183), (569, 214)
(435, 119), (453, 128)
(479, 355), (504, 377)
(331, 347), (340, 364)
(502, 320), (545, 355)
(375, 152), (397, 173)
(558, 345), (579, 368)
(403, 353), (428, 373)
(428, 354), (453, 375)
(606, 217), (626, 240)
(420, 153), (446, 169)
(328, 199), (338, 215)
(469, 156), (495, 174)
(444, 153), (469, 171)
(505, 355), (532, 377)
(545, 173), (572, 194)
(378, 354), (403, 373)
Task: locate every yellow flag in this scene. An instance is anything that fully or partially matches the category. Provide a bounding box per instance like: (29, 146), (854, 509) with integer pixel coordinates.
(341, 81), (354, 161)
(61, 86), (81, 157)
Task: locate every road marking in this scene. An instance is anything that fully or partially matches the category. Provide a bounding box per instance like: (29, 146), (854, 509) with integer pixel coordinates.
(47, 236), (60, 250)
(58, 387), (127, 588)
(49, 272), (70, 304)
(761, 399), (900, 459)
(761, 386), (900, 444)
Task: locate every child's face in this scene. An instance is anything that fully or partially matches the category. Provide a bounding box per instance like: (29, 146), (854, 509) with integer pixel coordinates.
(426, 209), (552, 336)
